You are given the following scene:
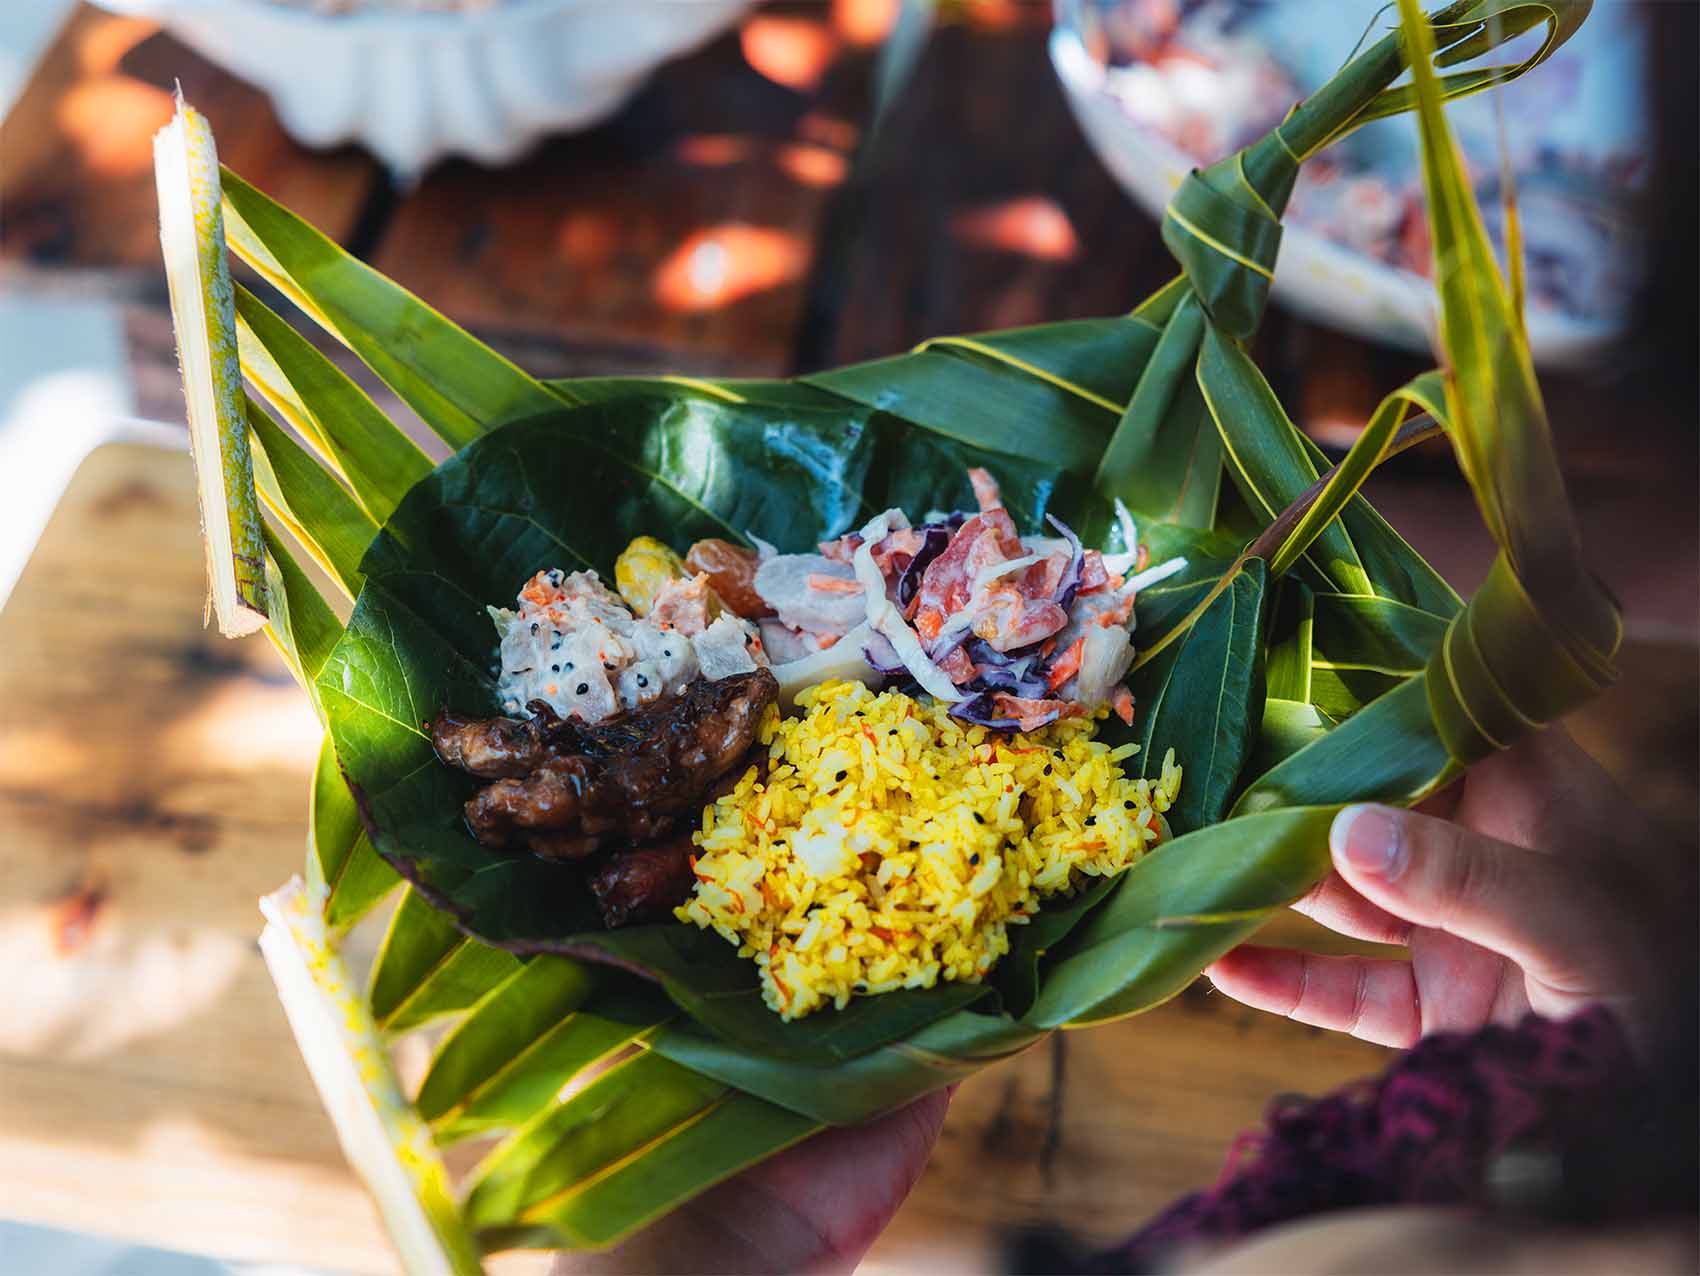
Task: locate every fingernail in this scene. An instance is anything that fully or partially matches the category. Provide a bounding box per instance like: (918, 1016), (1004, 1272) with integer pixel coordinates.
(1333, 804), (1405, 879)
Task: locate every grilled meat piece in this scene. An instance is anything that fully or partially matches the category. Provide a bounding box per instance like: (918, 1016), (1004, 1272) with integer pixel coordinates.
(437, 668), (777, 859)
(430, 700), (598, 778)
(429, 708), (550, 778)
(588, 836), (698, 927)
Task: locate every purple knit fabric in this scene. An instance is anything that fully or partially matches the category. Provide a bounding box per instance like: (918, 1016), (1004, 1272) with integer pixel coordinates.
(1092, 1006), (1634, 1273)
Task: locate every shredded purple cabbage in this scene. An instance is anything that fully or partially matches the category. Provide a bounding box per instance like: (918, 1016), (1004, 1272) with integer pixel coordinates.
(963, 638), (1051, 699)
(948, 691), (1061, 733)
(894, 523), (955, 611)
(1046, 514), (1086, 610)
(861, 630), (906, 675)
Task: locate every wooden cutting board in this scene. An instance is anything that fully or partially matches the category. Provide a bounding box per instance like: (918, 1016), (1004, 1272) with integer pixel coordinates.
(4, 443), (1691, 1274)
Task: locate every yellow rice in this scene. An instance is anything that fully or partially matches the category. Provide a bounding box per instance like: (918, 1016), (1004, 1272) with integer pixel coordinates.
(676, 679), (1181, 1019)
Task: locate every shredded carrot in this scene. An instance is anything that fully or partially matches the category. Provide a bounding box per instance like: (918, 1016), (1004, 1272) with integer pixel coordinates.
(808, 574), (864, 594)
(1040, 637), (1057, 658)
(1111, 685), (1135, 725)
(915, 607), (944, 641)
(869, 926), (895, 943)
(772, 975), (791, 1003)
(728, 892), (745, 914)
(1046, 637), (1086, 692)
(817, 631), (840, 649)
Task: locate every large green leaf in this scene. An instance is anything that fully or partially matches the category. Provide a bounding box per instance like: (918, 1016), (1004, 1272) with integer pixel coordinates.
(368, 887), (525, 1035)
(318, 388), (1292, 1065)
(234, 282), (431, 524)
(1025, 805), (1338, 1028)
(247, 396), (373, 598)
(464, 1064), (818, 1252)
(1127, 561), (1268, 832)
(415, 958), (674, 1142)
(221, 169), (566, 449)
(157, 0), (1613, 1258)
(307, 733), (400, 932)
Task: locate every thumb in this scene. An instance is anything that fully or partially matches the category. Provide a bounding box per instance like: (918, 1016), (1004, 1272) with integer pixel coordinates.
(1330, 803), (1604, 988)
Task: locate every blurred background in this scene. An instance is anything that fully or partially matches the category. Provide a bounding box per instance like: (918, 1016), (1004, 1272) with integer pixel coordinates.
(0, 1), (1693, 1273)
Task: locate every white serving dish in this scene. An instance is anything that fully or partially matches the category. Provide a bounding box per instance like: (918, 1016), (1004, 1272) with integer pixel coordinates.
(1049, 23), (1617, 367)
(92, 0), (751, 179)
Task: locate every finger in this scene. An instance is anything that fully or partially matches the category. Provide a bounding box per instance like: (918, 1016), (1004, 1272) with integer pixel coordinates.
(1207, 944), (1420, 1047)
(1291, 870), (1413, 946)
(1330, 803), (1602, 987)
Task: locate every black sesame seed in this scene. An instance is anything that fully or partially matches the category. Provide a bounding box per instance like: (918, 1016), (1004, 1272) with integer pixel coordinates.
(637, 674), (648, 688)
(973, 812), (985, 825)
(835, 770), (848, 782)
(550, 664), (560, 673)
(1084, 815), (1096, 827)
(1053, 750), (1065, 760)
(604, 662), (615, 671)
(663, 648), (672, 658)
(563, 661), (574, 672)
(1043, 764), (1052, 776)
(969, 853), (980, 865)
(1124, 799), (1135, 810)
(575, 683), (589, 695)
(530, 623), (539, 636)
(887, 727), (897, 736)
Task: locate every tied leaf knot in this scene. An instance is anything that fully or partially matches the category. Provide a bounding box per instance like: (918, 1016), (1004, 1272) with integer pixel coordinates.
(1161, 136), (1299, 340)
(1425, 552), (1618, 763)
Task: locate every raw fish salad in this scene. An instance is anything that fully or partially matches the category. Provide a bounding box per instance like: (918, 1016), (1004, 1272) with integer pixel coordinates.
(487, 467), (1185, 731)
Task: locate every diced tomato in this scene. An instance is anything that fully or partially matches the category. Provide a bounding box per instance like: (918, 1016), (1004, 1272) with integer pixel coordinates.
(967, 467), (1003, 513)
(1111, 685), (1135, 725)
(973, 586), (1069, 652)
(936, 644), (977, 685)
(1018, 549), (1071, 600)
(992, 694), (1071, 733)
(1046, 637), (1086, 692)
(1076, 550), (1111, 594)
(870, 528), (925, 577)
(914, 510), (1022, 622)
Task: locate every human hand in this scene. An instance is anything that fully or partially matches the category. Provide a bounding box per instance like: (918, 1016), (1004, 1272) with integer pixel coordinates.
(550, 1087), (949, 1275)
(1206, 728), (1676, 1050)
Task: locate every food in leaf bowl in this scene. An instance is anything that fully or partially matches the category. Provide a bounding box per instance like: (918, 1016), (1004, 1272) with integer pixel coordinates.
(428, 470), (1189, 1015)
(153, 1), (1620, 1266)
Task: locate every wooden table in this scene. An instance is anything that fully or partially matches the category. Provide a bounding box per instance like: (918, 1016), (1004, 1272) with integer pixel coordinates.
(3, 6), (1695, 1274)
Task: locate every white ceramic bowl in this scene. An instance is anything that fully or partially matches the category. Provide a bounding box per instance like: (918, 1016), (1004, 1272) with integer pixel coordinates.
(1049, 22), (1617, 367)
(94, 0), (751, 179)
